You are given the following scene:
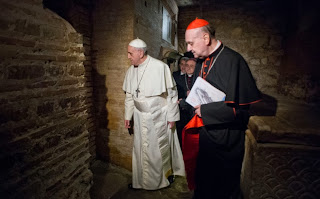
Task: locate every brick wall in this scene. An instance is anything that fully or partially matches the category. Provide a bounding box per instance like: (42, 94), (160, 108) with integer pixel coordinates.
(92, 0), (178, 170)
(92, 0), (135, 170)
(66, 0), (97, 164)
(0, 1), (92, 198)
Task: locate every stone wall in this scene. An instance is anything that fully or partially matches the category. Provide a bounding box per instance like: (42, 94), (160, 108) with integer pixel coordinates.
(65, 0), (97, 165)
(92, 0), (179, 170)
(44, 0), (96, 164)
(92, 0), (135, 171)
(0, 0), (92, 198)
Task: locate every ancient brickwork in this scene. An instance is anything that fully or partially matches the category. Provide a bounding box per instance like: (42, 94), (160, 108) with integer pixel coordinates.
(0, 0), (92, 198)
(91, 0), (135, 171)
(66, 0), (97, 164)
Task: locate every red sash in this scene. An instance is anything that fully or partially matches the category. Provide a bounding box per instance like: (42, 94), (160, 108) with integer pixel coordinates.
(182, 115), (204, 190)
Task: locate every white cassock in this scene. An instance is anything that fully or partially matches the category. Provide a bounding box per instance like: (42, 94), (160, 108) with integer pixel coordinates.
(123, 55), (185, 190)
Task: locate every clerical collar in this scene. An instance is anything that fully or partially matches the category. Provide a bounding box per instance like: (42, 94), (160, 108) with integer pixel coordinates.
(208, 40), (222, 59)
(200, 42), (225, 79)
(134, 55), (149, 68)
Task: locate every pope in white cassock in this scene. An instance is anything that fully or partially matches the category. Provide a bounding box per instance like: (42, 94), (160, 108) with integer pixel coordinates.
(123, 38), (185, 190)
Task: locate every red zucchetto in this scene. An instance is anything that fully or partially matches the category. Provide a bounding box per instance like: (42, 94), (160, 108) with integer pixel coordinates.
(186, 18), (209, 30)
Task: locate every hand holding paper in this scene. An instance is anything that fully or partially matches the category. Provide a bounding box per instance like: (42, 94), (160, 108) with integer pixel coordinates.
(186, 77), (226, 107)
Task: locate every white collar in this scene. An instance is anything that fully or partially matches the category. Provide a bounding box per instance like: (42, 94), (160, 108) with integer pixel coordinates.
(209, 40), (221, 55)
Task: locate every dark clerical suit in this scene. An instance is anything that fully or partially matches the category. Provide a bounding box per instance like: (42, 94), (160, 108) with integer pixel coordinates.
(192, 43), (261, 199)
(173, 71), (193, 148)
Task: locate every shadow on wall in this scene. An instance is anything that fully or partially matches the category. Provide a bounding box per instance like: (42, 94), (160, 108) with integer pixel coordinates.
(250, 93), (278, 117)
(91, 63), (110, 162)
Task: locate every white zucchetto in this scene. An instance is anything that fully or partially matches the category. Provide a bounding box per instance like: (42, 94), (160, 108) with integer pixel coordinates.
(129, 38), (147, 48)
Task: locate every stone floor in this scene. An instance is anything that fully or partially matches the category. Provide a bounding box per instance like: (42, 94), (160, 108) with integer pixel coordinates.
(90, 160), (193, 199)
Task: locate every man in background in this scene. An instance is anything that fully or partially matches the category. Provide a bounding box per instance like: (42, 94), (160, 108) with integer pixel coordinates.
(184, 58), (196, 97)
(173, 56), (189, 147)
(173, 56), (189, 99)
(177, 58), (197, 131)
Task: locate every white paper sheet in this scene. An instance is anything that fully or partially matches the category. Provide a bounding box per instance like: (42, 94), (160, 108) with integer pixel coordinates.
(186, 77), (226, 107)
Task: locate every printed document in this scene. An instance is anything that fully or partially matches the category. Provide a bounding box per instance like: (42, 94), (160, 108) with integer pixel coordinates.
(186, 77), (226, 107)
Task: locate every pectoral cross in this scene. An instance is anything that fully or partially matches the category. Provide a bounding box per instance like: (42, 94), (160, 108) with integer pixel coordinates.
(135, 88), (140, 97)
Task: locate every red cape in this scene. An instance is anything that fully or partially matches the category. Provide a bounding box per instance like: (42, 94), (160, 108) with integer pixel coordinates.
(182, 115), (204, 190)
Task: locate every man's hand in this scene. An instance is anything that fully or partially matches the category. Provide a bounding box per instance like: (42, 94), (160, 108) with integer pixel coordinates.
(168, 121), (175, 129)
(187, 90), (190, 96)
(194, 105), (202, 117)
(124, 120), (131, 129)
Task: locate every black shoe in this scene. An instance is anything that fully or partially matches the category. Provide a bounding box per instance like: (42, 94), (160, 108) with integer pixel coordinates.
(168, 175), (175, 184)
(128, 183), (136, 189)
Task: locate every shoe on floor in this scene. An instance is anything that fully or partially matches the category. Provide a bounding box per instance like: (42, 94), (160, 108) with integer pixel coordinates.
(128, 183), (134, 189)
(168, 175), (175, 184)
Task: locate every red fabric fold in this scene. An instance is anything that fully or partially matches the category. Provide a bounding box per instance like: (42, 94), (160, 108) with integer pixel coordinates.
(182, 115), (204, 190)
